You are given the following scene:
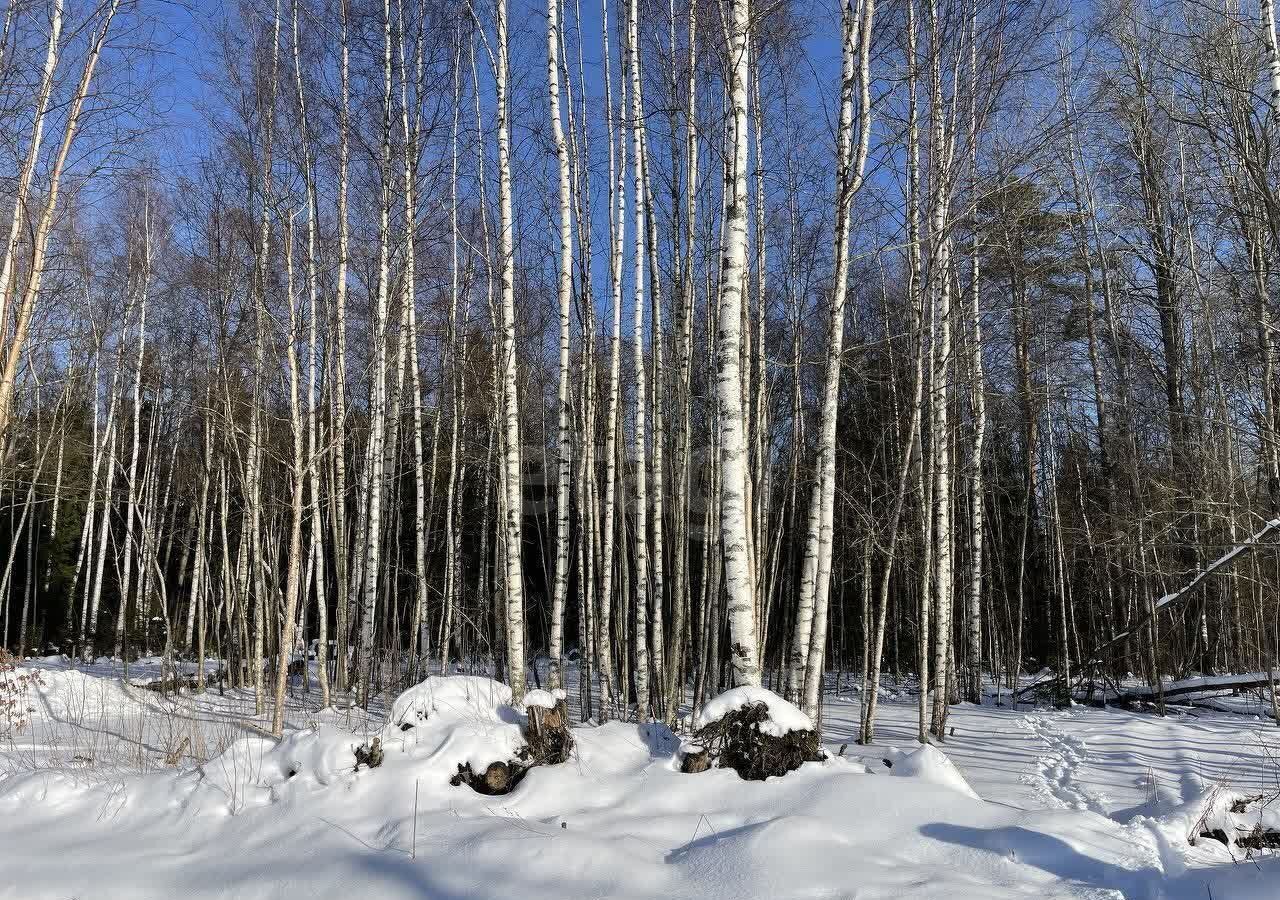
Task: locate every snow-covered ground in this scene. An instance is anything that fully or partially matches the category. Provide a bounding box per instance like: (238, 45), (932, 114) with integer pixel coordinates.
(0, 658), (1277, 899)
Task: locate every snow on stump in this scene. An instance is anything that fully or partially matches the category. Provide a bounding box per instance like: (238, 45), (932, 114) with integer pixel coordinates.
(452, 688), (572, 794)
(684, 687), (822, 781)
(521, 688), (573, 767)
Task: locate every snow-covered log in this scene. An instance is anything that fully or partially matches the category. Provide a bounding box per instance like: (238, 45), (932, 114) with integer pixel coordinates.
(1114, 672), (1280, 704)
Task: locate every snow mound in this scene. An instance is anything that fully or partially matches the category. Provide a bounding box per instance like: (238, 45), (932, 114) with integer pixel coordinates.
(694, 686), (814, 737)
(195, 676), (543, 808)
(522, 688), (566, 710)
(262, 726), (358, 788)
(388, 674), (513, 728)
(27, 665), (139, 720)
(891, 744), (981, 800)
(193, 725), (366, 813)
(199, 736), (281, 810)
(383, 675), (526, 778)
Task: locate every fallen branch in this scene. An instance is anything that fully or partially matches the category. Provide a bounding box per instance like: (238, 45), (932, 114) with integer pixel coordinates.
(1017, 519), (1280, 703)
(1090, 518), (1280, 663)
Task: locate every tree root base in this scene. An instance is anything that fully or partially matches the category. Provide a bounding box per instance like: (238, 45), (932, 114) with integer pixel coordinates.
(681, 702), (823, 781)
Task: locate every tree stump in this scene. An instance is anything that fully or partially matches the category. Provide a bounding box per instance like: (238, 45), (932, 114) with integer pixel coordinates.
(680, 745), (711, 774)
(524, 700), (573, 766)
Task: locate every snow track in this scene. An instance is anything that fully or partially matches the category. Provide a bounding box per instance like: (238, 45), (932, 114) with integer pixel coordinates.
(1022, 711), (1109, 816)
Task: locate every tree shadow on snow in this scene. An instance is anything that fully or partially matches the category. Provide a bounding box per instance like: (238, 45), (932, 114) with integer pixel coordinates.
(348, 850), (474, 900)
(638, 721), (681, 758)
(920, 823), (1167, 899)
(665, 820), (768, 865)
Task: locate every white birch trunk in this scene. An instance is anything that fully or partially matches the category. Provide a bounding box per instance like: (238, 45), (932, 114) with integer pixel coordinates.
(963, 20), (986, 706)
(663, 1), (696, 718)
(332, 0), (353, 696)
(357, 0), (394, 707)
(71, 359), (117, 651)
(547, 0), (573, 692)
(292, 0), (329, 708)
(397, 0), (429, 667)
(440, 30), (463, 670)
(248, 0), (281, 714)
(85, 413), (119, 657)
(597, 0), (625, 714)
(113, 222), (150, 661)
(793, 0), (876, 715)
(1264, 0), (1280, 117)
(495, 0), (527, 700)
(641, 145), (668, 719)
(717, 0), (762, 689)
(192, 384), (213, 692)
(927, 0), (956, 739)
(627, 0), (652, 719)
(272, 218), (307, 736)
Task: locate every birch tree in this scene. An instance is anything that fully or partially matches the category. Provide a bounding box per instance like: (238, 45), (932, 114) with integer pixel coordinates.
(717, 0), (761, 689)
(356, 0), (395, 707)
(495, 0), (527, 700)
(0, 0), (121, 446)
(546, 0), (573, 692)
(789, 0), (876, 715)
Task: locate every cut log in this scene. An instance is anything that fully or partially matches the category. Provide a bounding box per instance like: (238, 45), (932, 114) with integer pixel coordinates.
(1236, 825), (1280, 851)
(451, 760), (520, 795)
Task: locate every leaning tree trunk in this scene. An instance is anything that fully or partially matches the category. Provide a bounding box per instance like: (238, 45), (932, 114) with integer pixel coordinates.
(0, 0), (63, 372)
(0, 0), (119, 445)
(272, 221), (307, 737)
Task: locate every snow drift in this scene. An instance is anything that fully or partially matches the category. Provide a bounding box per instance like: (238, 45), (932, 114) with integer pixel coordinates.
(1, 669), (1277, 899)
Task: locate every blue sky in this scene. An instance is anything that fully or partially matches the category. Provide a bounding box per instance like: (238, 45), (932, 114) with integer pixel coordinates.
(138, 0), (849, 171)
